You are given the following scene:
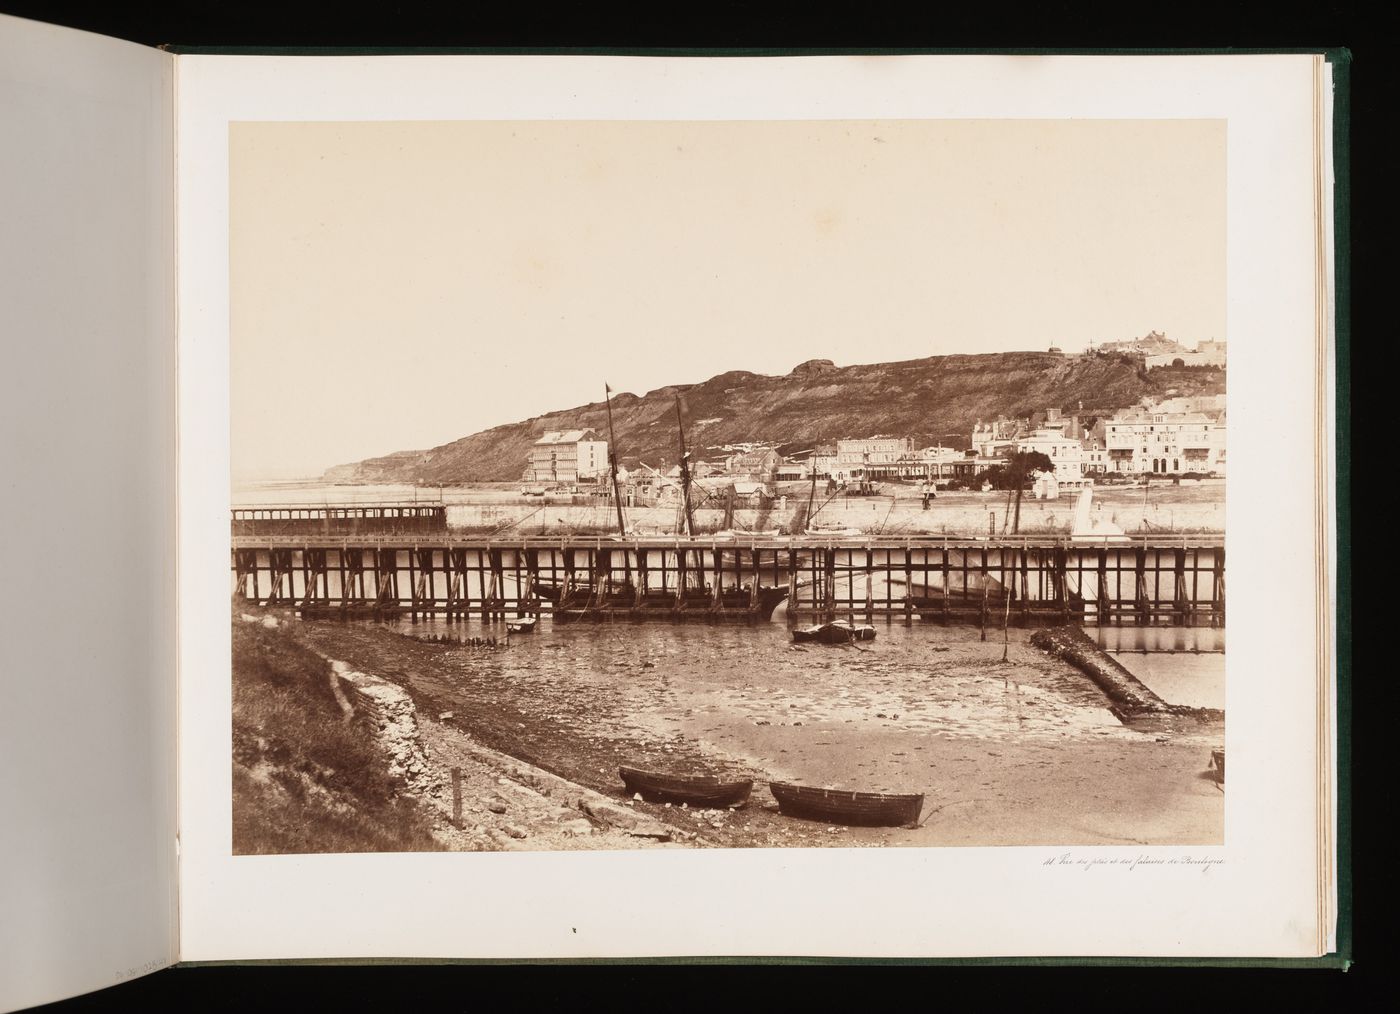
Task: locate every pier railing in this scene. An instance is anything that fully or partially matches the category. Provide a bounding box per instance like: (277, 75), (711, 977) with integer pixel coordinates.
(232, 503), (448, 537)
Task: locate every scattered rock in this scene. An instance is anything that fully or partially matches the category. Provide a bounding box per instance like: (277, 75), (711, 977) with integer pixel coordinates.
(438, 711), (455, 721)
(487, 800), (508, 814)
(625, 830), (673, 842)
(579, 799), (640, 830)
(505, 825), (529, 840)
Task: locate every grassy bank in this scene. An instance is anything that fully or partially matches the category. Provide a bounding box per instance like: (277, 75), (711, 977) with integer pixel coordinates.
(232, 616), (442, 854)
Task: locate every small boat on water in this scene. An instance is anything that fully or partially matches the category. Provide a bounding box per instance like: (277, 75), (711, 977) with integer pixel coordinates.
(618, 766), (754, 808)
(769, 781), (924, 828)
(805, 525), (864, 538)
(791, 620), (877, 644)
(506, 617), (537, 634)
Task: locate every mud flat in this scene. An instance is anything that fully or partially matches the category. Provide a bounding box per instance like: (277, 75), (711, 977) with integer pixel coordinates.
(290, 618), (1224, 848)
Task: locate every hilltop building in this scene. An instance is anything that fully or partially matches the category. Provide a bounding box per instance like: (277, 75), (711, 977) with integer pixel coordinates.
(526, 430), (608, 484)
(1145, 339), (1228, 370)
(1095, 330), (1185, 357)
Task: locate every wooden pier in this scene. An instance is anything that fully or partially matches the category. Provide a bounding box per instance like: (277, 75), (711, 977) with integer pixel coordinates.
(230, 532), (1224, 627)
(232, 503), (447, 538)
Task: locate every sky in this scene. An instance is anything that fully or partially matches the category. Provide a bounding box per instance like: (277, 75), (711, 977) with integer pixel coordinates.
(230, 118), (1225, 478)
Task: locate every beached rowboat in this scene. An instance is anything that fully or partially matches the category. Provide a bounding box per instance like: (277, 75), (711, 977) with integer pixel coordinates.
(791, 620), (877, 644)
(506, 617), (537, 633)
(618, 766), (754, 808)
(768, 781), (924, 828)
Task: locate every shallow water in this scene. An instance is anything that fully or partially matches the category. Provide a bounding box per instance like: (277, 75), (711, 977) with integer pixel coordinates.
(356, 617), (1222, 772)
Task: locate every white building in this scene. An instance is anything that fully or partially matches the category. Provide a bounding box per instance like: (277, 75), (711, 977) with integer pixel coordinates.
(1032, 470), (1061, 500)
(1082, 447), (1110, 475)
(1104, 404), (1226, 475)
(527, 430), (609, 484)
(1016, 426), (1088, 484)
(837, 436), (915, 476)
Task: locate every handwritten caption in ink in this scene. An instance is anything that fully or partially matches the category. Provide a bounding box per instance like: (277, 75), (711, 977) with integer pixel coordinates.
(1043, 852), (1225, 873)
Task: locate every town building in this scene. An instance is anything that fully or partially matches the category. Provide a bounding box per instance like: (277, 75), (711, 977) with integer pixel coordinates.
(1103, 403), (1226, 475)
(836, 436), (916, 478)
(1016, 425), (1088, 484)
(919, 445), (978, 480)
(526, 429), (609, 484)
(725, 448), (781, 484)
(774, 458), (808, 482)
(810, 444), (840, 481)
(972, 417), (1027, 458)
(1081, 446), (1110, 476)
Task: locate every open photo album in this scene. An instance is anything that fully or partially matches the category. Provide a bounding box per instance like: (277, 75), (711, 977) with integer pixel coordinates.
(0, 13), (1347, 1008)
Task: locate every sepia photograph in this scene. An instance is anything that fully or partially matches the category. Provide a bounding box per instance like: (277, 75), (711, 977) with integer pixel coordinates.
(229, 118), (1228, 855)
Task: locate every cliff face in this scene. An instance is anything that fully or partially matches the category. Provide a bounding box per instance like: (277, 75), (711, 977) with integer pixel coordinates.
(323, 351), (1225, 483)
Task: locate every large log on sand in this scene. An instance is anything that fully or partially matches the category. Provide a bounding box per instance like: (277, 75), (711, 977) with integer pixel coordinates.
(1030, 625), (1169, 719)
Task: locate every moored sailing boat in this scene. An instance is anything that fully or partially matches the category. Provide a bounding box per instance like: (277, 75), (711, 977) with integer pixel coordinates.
(549, 388), (788, 623)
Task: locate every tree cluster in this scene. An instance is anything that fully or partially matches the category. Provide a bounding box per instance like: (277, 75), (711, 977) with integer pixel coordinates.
(972, 451), (1055, 491)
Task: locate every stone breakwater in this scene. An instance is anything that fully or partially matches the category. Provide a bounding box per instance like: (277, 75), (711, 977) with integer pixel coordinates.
(1029, 625), (1225, 726)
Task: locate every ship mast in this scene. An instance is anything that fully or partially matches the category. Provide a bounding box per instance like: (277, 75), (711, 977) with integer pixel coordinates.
(675, 395), (695, 537)
(806, 462), (818, 532)
(604, 383), (627, 537)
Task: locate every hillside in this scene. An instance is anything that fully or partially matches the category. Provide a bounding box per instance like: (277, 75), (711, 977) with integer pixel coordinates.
(323, 351), (1225, 483)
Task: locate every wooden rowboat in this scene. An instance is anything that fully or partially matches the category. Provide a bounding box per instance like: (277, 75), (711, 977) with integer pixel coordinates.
(791, 620), (877, 644)
(769, 781), (924, 828)
(618, 766), (754, 809)
(506, 617), (537, 633)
